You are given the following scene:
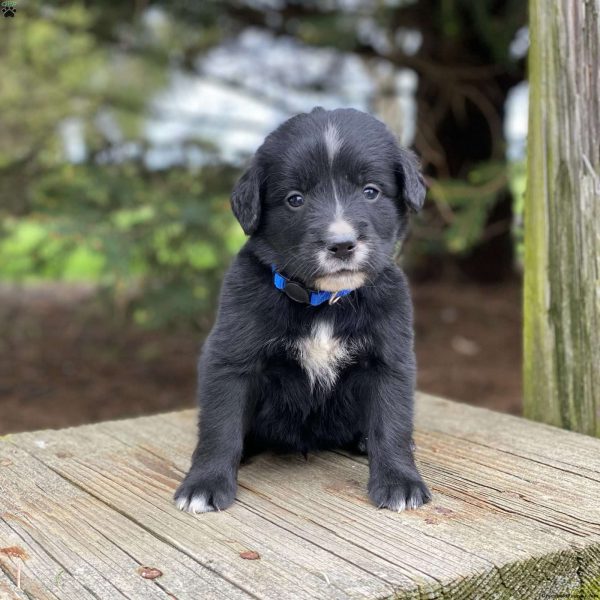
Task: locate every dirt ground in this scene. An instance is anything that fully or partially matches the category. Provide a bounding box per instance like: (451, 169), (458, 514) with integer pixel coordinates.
(0, 278), (522, 435)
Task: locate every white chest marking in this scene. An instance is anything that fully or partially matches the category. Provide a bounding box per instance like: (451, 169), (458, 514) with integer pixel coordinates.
(295, 322), (354, 390)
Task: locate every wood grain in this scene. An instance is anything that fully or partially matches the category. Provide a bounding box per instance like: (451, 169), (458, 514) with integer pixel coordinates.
(1, 393), (600, 599)
(524, 0), (600, 436)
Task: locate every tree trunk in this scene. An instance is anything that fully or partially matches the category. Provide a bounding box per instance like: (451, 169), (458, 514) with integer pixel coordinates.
(524, 0), (600, 436)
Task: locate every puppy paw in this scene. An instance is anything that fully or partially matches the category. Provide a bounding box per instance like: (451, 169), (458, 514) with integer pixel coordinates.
(343, 435), (369, 456)
(174, 472), (236, 513)
(368, 473), (431, 512)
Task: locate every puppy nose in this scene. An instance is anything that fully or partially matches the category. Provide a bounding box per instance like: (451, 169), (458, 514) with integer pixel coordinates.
(327, 239), (356, 259)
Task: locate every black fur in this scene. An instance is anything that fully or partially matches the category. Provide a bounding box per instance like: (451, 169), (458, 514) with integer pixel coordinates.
(175, 107), (431, 513)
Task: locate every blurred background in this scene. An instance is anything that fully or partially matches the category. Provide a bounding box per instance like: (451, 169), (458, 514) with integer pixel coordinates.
(0, 0), (528, 435)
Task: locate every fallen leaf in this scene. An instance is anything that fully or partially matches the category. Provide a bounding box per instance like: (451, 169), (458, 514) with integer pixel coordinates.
(434, 506), (454, 516)
(0, 546), (28, 560)
(137, 566), (163, 580)
(239, 550), (260, 560)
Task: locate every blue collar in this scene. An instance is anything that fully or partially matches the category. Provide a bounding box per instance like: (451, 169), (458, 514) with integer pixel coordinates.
(272, 266), (353, 306)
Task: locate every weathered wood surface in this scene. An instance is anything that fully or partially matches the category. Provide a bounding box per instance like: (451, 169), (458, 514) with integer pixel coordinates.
(1, 393), (600, 600)
(524, 0), (600, 435)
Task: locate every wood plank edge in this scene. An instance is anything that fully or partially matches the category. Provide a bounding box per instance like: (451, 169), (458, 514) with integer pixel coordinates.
(385, 543), (600, 600)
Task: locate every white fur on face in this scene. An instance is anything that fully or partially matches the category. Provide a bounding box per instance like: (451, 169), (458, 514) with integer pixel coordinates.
(314, 271), (367, 293)
(323, 122), (344, 219)
(315, 242), (370, 291)
(323, 122), (342, 167)
(295, 321), (357, 390)
(328, 218), (356, 238)
(317, 122), (368, 293)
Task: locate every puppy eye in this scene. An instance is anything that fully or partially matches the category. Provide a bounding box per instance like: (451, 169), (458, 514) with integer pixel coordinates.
(363, 185), (380, 201)
(286, 192), (304, 208)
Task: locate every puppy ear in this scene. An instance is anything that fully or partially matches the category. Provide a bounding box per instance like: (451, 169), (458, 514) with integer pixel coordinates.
(231, 163), (262, 235)
(396, 148), (426, 213)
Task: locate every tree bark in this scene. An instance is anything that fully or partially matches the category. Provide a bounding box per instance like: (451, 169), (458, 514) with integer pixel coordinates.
(524, 0), (600, 436)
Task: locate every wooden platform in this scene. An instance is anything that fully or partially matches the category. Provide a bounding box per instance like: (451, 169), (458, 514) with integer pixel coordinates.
(1, 394), (600, 599)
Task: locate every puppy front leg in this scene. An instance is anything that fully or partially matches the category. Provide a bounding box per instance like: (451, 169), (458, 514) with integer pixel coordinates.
(365, 368), (431, 511)
(174, 370), (248, 513)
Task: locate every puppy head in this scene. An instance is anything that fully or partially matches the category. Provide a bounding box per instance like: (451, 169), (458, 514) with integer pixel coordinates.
(231, 107), (425, 291)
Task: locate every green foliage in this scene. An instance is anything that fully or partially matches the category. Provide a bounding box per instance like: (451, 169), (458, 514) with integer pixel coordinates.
(447, 0), (526, 66)
(0, 1), (241, 327)
(410, 161), (509, 258)
(0, 0), (526, 329)
(0, 3), (163, 168)
(1, 164), (245, 327)
(508, 159), (526, 265)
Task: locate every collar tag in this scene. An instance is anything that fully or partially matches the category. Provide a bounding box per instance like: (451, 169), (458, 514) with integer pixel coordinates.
(328, 292), (342, 305)
(283, 281), (310, 304)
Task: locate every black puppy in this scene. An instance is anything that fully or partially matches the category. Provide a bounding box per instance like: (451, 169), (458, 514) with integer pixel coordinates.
(175, 107), (431, 513)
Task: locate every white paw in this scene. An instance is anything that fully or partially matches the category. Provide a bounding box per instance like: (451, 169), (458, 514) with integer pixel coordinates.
(175, 493), (215, 514)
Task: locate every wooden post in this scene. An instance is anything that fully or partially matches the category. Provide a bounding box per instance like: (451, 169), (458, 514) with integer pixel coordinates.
(524, 0), (600, 436)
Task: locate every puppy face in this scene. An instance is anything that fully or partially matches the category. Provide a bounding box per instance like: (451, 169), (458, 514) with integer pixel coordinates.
(232, 108), (425, 291)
